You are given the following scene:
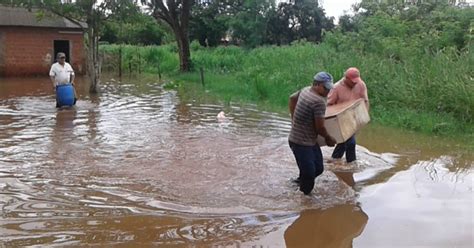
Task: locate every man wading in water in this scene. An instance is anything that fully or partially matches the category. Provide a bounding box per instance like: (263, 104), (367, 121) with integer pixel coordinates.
(288, 72), (336, 195)
(328, 67), (369, 163)
(49, 52), (76, 107)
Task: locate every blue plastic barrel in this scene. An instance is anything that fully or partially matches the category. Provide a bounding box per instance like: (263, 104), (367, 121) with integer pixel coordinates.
(56, 84), (75, 107)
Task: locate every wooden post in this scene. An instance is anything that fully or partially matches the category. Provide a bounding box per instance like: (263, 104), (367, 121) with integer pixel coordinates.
(138, 48), (141, 74)
(157, 61), (162, 80)
(118, 45), (122, 79)
(200, 67), (205, 86)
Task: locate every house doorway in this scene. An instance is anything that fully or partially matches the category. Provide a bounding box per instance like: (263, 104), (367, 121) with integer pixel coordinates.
(53, 40), (71, 63)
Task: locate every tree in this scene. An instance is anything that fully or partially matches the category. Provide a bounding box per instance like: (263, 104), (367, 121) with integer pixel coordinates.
(266, 0), (334, 44)
(141, 0), (193, 72)
(190, 0), (280, 47)
(102, 0), (168, 46)
(265, 6), (289, 45)
(338, 14), (358, 33)
(73, 0), (104, 93)
(226, 0), (274, 47)
(332, 0), (473, 59)
(190, 0), (228, 47)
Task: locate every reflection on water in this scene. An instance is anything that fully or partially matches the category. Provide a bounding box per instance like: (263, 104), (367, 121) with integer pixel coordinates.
(0, 76), (472, 247)
(334, 171), (356, 187)
(355, 158), (473, 248)
(285, 205), (368, 248)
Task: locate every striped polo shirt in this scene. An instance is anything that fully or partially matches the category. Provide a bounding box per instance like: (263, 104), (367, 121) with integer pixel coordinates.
(289, 86), (327, 146)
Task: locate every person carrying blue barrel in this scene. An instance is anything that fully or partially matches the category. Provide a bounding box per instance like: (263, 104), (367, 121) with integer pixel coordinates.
(49, 52), (76, 108)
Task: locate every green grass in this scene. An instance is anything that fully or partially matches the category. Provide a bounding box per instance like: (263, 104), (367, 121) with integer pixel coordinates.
(100, 42), (474, 146)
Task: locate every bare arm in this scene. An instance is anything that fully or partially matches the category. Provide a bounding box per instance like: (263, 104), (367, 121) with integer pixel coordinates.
(314, 116), (336, 146)
(288, 91), (300, 120)
(50, 76), (56, 89)
(68, 64), (75, 85)
(70, 73), (75, 85)
(49, 65), (56, 89)
(327, 89), (337, 105)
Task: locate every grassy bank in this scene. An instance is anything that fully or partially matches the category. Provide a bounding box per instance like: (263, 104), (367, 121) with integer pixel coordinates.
(100, 43), (473, 143)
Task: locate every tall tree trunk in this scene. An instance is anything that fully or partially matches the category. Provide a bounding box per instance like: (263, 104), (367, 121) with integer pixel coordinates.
(86, 28), (100, 93)
(146, 0), (192, 72)
(83, 1), (100, 94)
(176, 29), (191, 72)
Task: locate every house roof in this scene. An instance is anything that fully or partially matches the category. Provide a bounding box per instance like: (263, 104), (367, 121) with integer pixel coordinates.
(0, 6), (86, 29)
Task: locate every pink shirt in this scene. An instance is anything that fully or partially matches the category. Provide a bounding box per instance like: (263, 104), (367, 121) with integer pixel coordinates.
(327, 78), (369, 106)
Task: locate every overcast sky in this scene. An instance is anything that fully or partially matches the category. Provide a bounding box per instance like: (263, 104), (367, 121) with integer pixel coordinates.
(275, 0), (360, 22)
(321, 0), (360, 20)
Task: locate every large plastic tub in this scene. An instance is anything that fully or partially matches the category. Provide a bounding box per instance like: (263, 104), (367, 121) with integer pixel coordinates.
(56, 84), (75, 107)
(317, 98), (370, 146)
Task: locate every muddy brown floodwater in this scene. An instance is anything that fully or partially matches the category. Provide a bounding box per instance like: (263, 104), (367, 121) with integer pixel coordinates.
(0, 76), (472, 247)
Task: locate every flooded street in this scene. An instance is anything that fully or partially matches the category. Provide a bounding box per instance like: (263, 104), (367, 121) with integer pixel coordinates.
(0, 76), (472, 247)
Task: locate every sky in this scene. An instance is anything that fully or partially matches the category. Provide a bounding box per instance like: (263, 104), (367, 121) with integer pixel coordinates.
(314, 0), (474, 20)
(275, 0), (360, 23)
(321, 0), (360, 20)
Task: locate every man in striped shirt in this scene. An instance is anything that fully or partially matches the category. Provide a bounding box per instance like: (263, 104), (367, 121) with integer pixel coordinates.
(288, 72), (337, 195)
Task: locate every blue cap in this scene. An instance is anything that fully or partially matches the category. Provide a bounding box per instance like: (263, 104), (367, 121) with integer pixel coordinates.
(313, 71), (334, 90)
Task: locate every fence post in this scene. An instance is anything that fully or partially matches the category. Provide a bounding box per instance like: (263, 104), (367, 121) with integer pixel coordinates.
(200, 67), (205, 86)
(138, 48), (141, 74)
(157, 61), (162, 80)
(118, 45), (122, 79)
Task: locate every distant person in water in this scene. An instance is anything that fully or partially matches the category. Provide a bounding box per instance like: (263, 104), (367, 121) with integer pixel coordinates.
(49, 52), (76, 107)
(288, 71), (337, 195)
(327, 67), (369, 163)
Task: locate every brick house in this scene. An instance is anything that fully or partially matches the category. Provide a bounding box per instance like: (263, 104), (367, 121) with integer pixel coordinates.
(0, 6), (86, 76)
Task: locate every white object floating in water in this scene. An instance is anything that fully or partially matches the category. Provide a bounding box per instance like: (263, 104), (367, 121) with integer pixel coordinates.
(217, 111), (226, 120)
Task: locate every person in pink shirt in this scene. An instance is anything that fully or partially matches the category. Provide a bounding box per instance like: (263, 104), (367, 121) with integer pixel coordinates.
(327, 67), (369, 163)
